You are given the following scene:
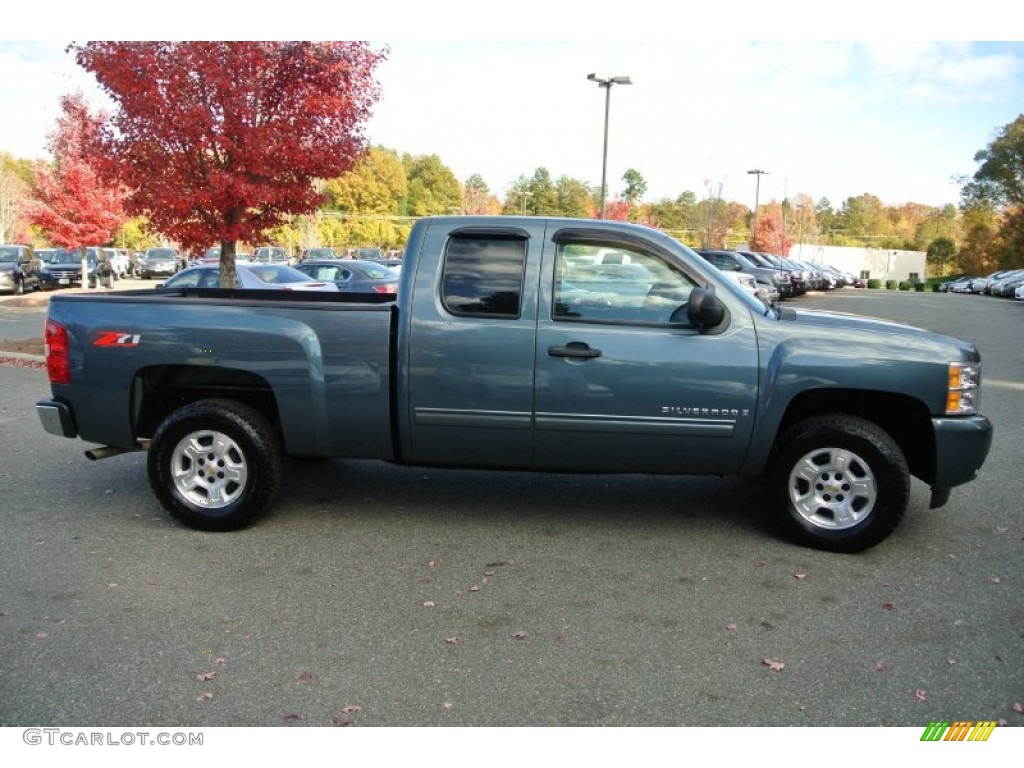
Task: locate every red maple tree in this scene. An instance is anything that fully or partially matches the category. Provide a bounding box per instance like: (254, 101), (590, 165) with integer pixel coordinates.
(72, 41), (386, 285)
(27, 93), (127, 255)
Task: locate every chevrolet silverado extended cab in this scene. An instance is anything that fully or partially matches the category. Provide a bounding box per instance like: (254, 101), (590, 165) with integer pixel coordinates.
(36, 216), (993, 551)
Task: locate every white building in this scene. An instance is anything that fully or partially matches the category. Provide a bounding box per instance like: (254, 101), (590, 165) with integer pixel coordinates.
(787, 243), (927, 283)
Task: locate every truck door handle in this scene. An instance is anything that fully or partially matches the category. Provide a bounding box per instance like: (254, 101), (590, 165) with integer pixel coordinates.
(548, 342), (602, 359)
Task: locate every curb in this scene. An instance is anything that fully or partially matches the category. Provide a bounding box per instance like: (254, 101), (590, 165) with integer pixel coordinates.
(0, 350), (46, 363)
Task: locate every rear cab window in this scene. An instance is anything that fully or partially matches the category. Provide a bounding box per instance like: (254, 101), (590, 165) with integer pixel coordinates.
(441, 234), (528, 318)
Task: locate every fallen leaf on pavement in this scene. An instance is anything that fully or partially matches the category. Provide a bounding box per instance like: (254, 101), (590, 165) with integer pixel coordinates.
(762, 658), (785, 672)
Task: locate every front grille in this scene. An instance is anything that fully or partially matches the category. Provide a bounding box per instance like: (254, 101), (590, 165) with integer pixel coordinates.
(49, 269), (81, 280)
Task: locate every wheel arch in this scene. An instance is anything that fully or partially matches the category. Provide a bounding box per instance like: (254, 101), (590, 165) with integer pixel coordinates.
(132, 364), (281, 444)
(763, 388), (936, 484)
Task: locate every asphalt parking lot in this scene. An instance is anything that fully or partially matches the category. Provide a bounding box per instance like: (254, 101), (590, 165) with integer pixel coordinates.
(0, 289), (1021, 732)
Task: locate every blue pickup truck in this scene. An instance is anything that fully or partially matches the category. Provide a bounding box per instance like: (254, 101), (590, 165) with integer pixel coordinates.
(36, 216), (993, 551)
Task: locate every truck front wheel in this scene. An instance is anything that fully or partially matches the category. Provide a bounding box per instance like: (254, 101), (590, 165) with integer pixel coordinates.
(147, 399), (283, 531)
(767, 415), (910, 552)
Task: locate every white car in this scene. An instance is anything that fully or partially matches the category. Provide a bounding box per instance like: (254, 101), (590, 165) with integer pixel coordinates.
(723, 270), (758, 297)
(1016, 282), (1024, 300)
(104, 247), (131, 279)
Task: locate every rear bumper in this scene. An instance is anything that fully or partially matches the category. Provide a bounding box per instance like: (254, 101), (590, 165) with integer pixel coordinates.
(37, 399), (78, 438)
(929, 415), (993, 506)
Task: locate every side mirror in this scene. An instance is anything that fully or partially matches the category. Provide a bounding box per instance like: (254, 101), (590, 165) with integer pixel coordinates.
(686, 287), (727, 332)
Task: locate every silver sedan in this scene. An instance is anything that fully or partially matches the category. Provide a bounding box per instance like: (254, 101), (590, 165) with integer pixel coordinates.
(158, 263), (339, 292)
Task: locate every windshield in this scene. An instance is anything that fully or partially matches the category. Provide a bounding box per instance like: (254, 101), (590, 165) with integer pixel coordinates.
(0, 247), (22, 262)
(146, 248), (177, 260)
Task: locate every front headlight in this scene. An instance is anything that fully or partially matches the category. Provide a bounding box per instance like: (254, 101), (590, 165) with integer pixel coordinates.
(946, 362), (980, 415)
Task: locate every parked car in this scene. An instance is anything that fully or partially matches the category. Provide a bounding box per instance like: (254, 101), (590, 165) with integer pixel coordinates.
(139, 247), (181, 279)
(937, 275), (973, 293)
(354, 246), (386, 261)
(37, 247), (114, 288)
(294, 259), (400, 293)
(695, 249), (792, 298)
(104, 247), (130, 279)
(299, 247), (338, 262)
(1016, 281), (1024, 301)
(253, 246), (292, 266)
(158, 263), (338, 292)
(996, 270), (1024, 298)
(0, 244), (43, 294)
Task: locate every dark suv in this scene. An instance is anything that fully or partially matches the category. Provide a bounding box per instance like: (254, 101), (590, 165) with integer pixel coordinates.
(0, 244), (43, 295)
(695, 249), (792, 299)
(39, 247), (115, 289)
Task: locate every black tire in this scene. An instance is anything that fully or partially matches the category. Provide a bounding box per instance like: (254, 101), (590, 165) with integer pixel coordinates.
(766, 414), (910, 553)
(147, 399), (283, 531)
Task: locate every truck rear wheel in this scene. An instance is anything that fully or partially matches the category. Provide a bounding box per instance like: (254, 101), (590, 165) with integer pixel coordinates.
(147, 399), (283, 531)
(767, 414), (909, 552)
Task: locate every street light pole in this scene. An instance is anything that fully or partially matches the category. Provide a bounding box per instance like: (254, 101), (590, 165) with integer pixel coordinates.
(747, 168), (768, 243)
(588, 73), (632, 219)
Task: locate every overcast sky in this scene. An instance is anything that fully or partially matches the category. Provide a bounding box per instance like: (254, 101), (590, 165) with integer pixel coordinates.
(2, 3), (1021, 210)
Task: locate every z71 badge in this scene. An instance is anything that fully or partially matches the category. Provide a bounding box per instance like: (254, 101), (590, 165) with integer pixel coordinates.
(93, 331), (141, 347)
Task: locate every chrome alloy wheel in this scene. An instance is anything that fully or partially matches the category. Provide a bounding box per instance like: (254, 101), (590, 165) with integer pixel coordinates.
(170, 429), (249, 509)
(787, 447), (877, 530)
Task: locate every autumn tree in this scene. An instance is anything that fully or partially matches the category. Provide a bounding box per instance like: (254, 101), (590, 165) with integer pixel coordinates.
(324, 145), (407, 216)
(750, 205), (794, 255)
(1, 152), (34, 243)
(956, 200), (1000, 274)
(27, 93), (126, 262)
(462, 174), (500, 215)
(72, 41), (385, 286)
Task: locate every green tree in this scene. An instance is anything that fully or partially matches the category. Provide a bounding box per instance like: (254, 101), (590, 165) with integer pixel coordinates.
(503, 175), (532, 215)
(836, 194), (889, 240)
(914, 204), (959, 251)
(965, 114), (1024, 209)
(403, 154), (462, 216)
(816, 197), (837, 239)
(529, 168), (559, 216)
(622, 168), (647, 205)
(926, 237), (957, 277)
(554, 176), (595, 218)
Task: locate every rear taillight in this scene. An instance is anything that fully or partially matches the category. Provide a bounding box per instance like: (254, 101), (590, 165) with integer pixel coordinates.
(45, 319), (71, 384)
(373, 284), (398, 294)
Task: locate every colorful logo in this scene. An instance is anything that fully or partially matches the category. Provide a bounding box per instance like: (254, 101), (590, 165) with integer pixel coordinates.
(93, 331), (141, 347)
(921, 721), (997, 742)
